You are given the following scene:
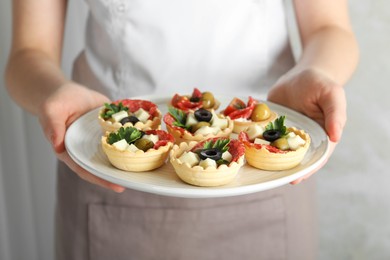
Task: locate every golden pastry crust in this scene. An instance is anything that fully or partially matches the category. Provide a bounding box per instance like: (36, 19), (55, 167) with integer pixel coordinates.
(101, 130), (174, 172)
(240, 127), (311, 171)
(169, 140), (245, 187)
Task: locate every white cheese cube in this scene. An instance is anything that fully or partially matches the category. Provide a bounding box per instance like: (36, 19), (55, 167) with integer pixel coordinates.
(246, 124), (265, 140)
(142, 134), (159, 144)
(112, 139), (129, 151)
(178, 152), (200, 167)
(185, 113), (198, 127)
(134, 108), (150, 123)
(254, 138), (271, 145)
(194, 126), (219, 136)
(286, 132), (296, 138)
(126, 143), (140, 152)
(199, 158), (217, 169)
(287, 135), (306, 150)
(111, 110), (129, 122)
(211, 111), (228, 129)
(222, 151), (232, 162)
(234, 117), (249, 122)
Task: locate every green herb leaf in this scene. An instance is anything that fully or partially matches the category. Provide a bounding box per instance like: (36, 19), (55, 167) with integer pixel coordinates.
(211, 139), (230, 153)
(168, 107), (190, 130)
(216, 159), (230, 166)
(199, 139), (230, 153)
(101, 102), (129, 120)
(107, 127), (143, 145)
(265, 116), (288, 136)
(203, 140), (213, 150)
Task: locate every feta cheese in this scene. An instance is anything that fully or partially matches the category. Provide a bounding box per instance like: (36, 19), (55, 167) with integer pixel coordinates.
(194, 126), (219, 136)
(185, 113), (198, 127)
(254, 138), (271, 145)
(134, 108), (150, 123)
(112, 139), (129, 151)
(111, 110), (129, 122)
(211, 111), (228, 129)
(126, 144), (140, 152)
(234, 117), (250, 122)
(142, 134), (159, 144)
(222, 151), (232, 162)
(246, 124), (265, 140)
(287, 135), (306, 150)
(199, 158), (217, 169)
(286, 132), (296, 138)
(178, 152), (200, 167)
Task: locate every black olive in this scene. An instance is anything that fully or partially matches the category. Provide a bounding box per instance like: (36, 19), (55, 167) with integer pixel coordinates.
(262, 129), (282, 142)
(194, 109), (212, 122)
(199, 148), (222, 161)
(120, 116), (139, 125)
(190, 96), (201, 102)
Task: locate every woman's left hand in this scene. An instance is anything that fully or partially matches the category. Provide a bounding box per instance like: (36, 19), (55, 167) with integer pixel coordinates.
(267, 68), (346, 184)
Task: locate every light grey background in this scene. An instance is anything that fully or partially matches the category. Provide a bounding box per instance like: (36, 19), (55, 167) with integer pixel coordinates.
(0, 1), (389, 259)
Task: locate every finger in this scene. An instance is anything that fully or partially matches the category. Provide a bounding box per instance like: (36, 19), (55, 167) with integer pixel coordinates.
(319, 87), (347, 142)
(40, 115), (67, 154)
(57, 151), (125, 193)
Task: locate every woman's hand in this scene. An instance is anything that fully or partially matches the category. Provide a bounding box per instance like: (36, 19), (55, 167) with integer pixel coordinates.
(38, 82), (125, 193)
(267, 68), (346, 184)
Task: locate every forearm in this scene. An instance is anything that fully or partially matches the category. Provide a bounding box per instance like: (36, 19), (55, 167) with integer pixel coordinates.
(294, 25), (359, 85)
(5, 48), (69, 115)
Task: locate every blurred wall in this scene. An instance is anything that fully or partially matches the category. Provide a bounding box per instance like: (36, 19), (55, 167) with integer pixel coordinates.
(0, 1), (389, 260)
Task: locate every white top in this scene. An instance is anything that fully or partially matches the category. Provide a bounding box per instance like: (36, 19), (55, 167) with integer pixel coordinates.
(83, 0), (295, 100)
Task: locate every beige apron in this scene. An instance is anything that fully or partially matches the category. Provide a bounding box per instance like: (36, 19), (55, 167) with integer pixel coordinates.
(57, 1), (318, 259)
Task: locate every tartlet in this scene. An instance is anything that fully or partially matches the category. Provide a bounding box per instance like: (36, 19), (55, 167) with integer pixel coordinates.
(170, 137), (245, 186)
(101, 127), (174, 172)
(238, 116), (311, 171)
(170, 88), (220, 111)
(163, 107), (233, 144)
(222, 97), (278, 133)
(98, 99), (162, 133)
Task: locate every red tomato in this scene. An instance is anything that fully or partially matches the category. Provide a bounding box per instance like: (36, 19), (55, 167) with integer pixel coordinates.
(223, 98), (246, 116)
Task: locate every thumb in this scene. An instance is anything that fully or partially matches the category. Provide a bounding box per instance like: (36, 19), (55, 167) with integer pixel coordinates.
(319, 87), (347, 142)
(40, 116), (67, 154)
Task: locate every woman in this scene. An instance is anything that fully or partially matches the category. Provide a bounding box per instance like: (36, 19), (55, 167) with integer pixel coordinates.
(5, 0), (358, 259)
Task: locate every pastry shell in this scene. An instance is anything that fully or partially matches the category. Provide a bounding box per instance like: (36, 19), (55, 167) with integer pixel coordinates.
(101, 133), (173, 172)
(232, 111), (278, 134)
(241, 127), (311, 171)
(98, 107), (162, 133)
(165, 115), (234, 145)
(170, 141), (245, 187)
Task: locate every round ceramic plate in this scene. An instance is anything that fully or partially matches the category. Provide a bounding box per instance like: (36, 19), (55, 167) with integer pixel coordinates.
(65, 95), (330, 198)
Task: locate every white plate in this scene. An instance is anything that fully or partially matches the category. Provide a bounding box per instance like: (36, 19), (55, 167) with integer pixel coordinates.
(65, 95), (330, 198)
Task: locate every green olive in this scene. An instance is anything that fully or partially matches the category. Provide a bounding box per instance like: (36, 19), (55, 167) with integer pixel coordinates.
(191, 121), (210, 133)
(251, 103), (271, 122)
(134, 139), (154, 152)
(201, 92), (215, 109)
(271, 137), (290, 151)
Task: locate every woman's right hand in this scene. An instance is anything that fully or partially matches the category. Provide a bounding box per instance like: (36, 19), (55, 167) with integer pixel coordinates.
(38, 82), (125, 193)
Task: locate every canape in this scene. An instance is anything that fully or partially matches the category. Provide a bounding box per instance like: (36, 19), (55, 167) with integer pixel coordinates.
(170, 88), (220, 111)
(98, 99), (162, 133)
(170, 137), (245, 186)
(163, 107), (233, 144)
(101, 127), (174, 172)
(238, 116), (311, 171)
(221, 97), (278, 133)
